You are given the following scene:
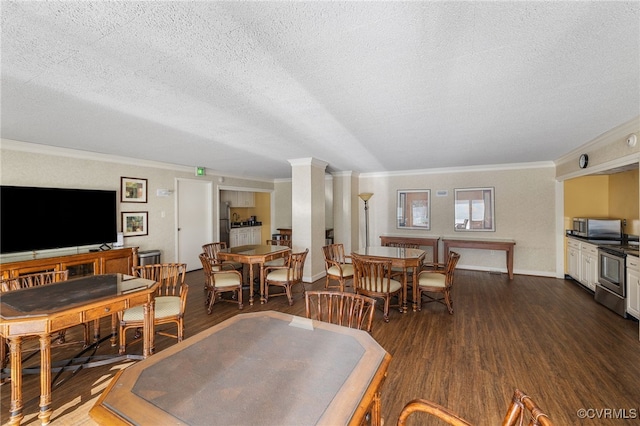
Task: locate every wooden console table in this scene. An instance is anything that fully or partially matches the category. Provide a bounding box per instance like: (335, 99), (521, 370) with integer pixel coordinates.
(0, 273), (158, 426)
(442, 237), (516, 279)
(0, 247), (139, 279)
(379, 235), (439, 264)
(91, 311), (392, 426)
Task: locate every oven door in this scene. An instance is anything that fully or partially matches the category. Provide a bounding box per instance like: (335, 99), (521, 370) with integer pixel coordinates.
(598, 249), (625, 297)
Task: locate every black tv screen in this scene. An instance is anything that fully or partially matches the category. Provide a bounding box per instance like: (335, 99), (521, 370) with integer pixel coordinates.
(1, 185), (117, 254)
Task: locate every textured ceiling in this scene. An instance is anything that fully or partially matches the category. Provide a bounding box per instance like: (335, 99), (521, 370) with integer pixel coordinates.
(1, 1), (639, 180)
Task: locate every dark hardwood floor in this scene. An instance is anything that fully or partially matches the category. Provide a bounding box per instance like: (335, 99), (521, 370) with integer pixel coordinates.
(2, 269), (639, 425)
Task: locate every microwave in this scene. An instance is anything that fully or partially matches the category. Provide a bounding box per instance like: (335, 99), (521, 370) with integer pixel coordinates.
(572, 218), (622, 239)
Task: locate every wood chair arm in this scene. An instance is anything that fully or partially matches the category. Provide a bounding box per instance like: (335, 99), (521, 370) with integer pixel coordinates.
(397, 398), (472, 426)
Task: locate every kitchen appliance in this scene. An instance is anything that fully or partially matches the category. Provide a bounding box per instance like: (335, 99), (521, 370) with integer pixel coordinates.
(572, 218), (622, 239)
(594, 243), (636, 317)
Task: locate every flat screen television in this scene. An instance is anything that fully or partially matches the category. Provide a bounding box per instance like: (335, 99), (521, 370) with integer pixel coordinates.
(1, 185), (118, 254)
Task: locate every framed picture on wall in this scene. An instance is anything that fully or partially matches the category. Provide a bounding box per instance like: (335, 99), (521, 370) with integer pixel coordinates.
(454, 187), (495, 231)
(121, 177), (147, 203)
(122, 211), (148, 237)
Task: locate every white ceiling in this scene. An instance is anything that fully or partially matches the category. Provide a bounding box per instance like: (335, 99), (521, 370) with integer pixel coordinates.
(2, 1), (639, 180)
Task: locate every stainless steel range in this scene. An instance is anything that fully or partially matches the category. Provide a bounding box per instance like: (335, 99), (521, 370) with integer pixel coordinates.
(595, 242), (639, 317)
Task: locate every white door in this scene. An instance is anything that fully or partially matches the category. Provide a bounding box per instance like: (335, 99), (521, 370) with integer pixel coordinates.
(177, 179), (213, 271)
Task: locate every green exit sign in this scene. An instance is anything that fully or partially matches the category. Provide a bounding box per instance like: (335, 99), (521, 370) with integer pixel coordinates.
(195, 166), (206, 176)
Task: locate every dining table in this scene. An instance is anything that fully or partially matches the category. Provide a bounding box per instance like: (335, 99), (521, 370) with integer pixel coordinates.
(352, 246), (426, 312)
(216, 244), (291, 305)
(0, 273), (158, 426)
(90, 310), (392, 426)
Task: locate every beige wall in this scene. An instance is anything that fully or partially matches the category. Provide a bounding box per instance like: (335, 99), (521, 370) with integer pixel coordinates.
(357, 165), (558, 276)
(1, 139), (272, 266)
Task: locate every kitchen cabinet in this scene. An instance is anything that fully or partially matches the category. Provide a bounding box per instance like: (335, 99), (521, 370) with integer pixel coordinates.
(567, 238), (581, 282)
(627, 255), (640, 319)
(579, 242), (598, 291)
(221, 191), (255, 207)
(237, 191), (255, 207)
(567, 237), (598, 291)
(229, 226), (262, 248)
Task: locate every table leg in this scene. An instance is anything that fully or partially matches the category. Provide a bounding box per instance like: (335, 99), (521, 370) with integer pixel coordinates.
(142, 298), (155, 358)
(401, 270), (408, 313)
(37, 334), (52, 425)
(248, 264), (255, 305)
(259, 263), (266, 304)
(506, 248), (514, 279)
(412, 265), (419, 312)
(8, 337), (24, 426)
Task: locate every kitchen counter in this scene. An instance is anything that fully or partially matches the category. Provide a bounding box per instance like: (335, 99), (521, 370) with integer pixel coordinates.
(231, 222), (262, 228)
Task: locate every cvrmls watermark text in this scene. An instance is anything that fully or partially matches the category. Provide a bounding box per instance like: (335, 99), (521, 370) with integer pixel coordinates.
(577, 408), (638, 420)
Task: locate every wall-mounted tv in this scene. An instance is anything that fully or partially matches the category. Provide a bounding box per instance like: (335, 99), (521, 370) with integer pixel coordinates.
(1, 185), (118, 254)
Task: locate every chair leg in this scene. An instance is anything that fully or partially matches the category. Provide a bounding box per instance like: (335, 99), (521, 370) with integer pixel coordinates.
(444, 290), (454, 314)
(383, 296), (391, 322)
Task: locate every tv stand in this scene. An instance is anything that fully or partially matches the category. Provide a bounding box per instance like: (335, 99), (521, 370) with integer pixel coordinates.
(99, 243), (112, 251)
(0, 247), (139, 279)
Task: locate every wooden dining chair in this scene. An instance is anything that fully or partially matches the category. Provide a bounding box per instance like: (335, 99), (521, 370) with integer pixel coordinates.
(351, 254), (402, 322)
(322, 243), (354, 292)
(199, 253), (243, 313)
(397, 389), (553, 426)
(305, 290), (377, 332)
(118, 263), (189, 355)
(202, 242), (243, 272)
(264, 248), (308, 305)
(415, 251), (460, 314)
(264, 239), (292, 267)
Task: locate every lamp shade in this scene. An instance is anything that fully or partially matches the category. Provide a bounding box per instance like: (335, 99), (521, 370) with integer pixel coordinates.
(359, 193), (373, 202)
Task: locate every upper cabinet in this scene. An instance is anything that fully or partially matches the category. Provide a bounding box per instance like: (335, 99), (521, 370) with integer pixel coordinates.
(221, 191), (255, 207)
(237, 191), (255, 207)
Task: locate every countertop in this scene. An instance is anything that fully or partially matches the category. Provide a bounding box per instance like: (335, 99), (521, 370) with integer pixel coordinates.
(230, 222), (262, 228)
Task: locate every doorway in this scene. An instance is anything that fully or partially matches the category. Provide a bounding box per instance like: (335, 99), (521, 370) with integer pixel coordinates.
(177, 178), (213, 271)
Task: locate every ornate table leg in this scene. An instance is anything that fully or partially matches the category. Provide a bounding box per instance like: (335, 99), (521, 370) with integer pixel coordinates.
(37, 334), (52, 425)
(402, 270), (408, 313)
(248, 264), (256, 305)
(259, 262), (266, 304)
(412, 265), (419, 312)
(142, 298), (155, 358)
(8, 337), (24, 426)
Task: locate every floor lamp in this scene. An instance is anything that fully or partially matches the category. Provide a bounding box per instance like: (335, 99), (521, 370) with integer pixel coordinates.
(359, 193), (373, 247)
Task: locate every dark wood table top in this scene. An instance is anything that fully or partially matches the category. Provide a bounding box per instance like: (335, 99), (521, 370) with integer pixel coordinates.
(91, 311), (391, 426)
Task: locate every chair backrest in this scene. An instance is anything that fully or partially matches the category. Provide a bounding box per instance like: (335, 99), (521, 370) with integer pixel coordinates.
(443, 251), (461, 286)
(284, 249), (308, 282)
(7, 270), (69, 290)
(266, 239), (292, 248)
(199, 253), (227, 281)
(383, 242), (421, 249)
(305, 290), (376, 332)
(132, 263), (186, 297)
(202, 242), (226, 260)
(397, 398), (473, 426)
(322, 243), (348, 266)
(352, 254), (395, 294)
(502, 389), (553, 426)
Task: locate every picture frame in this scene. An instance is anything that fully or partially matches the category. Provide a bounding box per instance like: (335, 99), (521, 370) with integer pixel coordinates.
(122, 211), (148, 237)
(454, 187), (495, 232)
(121, 177), (147, 203)
(397, 189), (430, 230)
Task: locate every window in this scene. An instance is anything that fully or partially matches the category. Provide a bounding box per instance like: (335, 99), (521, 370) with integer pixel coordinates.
(397, 190), (430, 230)
(454, 187), (495, 232)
